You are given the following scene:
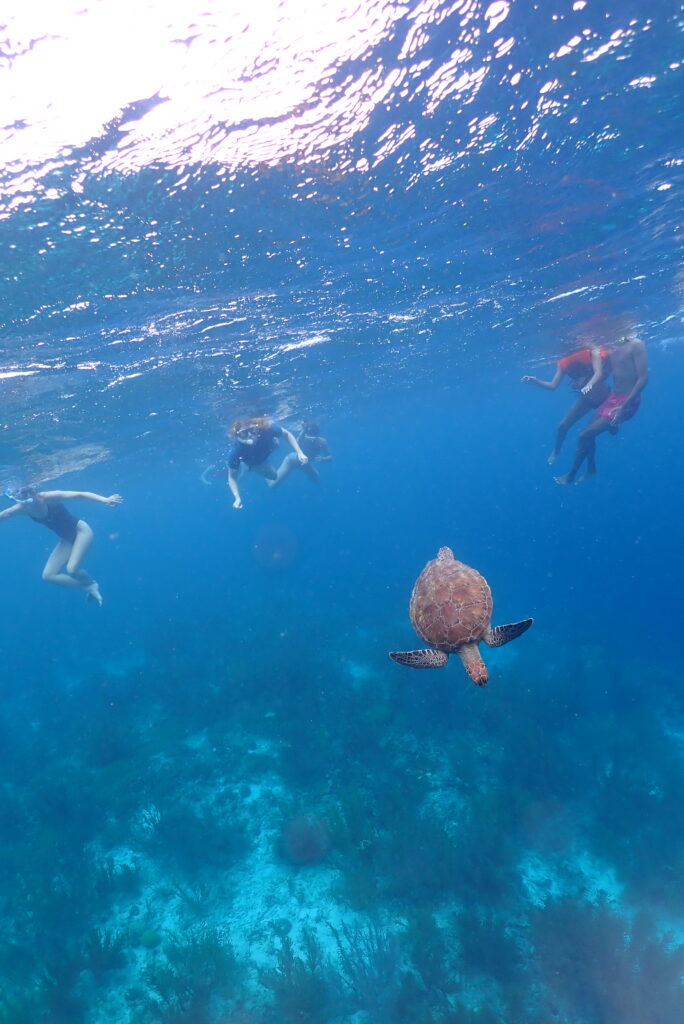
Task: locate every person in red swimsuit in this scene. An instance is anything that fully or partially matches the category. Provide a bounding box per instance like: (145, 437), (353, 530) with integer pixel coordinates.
(522, 346), (610, 464)
(554, 335), (649, 485)
(0, 486), (123, 604)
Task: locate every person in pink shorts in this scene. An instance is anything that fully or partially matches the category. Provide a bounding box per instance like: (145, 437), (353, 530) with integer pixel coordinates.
(596, 391), (641, 423)
(555, 335), (649, 485)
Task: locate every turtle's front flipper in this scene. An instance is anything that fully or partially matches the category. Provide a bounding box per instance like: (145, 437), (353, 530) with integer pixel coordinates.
(484, 618), (533, 647)
(389, 649), (448, 668)
(458, 643), (488, 686)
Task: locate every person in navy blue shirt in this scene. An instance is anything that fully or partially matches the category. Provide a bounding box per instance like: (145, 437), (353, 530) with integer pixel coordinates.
(227, 417), (308, 509)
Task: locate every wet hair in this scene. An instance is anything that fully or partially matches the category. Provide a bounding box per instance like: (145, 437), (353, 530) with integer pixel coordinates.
(302, 419), (319, 435)
(562, 338), (597, 354)
(230, 416), (269, 438)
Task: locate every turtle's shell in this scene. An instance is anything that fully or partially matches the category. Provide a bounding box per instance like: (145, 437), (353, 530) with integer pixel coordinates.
(409, 547), (492, 652)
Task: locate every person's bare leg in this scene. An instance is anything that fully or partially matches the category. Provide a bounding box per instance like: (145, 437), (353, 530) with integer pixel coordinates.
(577, 418), (613, 483)
(251, 461), (277, 486)
(43, 524), (102, 604)
(270, 452), (299, 488)
(68, 523), (101, 602)
(576, 433), (598, 482)
(555, 416), (610, 485)
(42, 541), (83, 590)
(548, 397), (590, 465)
(66, 521), (93, 573)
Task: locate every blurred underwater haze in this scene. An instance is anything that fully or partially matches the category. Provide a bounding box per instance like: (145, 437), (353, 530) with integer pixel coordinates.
(0, 1), (684, 1021)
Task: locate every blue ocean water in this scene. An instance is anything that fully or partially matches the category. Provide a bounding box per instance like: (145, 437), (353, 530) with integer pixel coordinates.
(0, 1), (683, 1021)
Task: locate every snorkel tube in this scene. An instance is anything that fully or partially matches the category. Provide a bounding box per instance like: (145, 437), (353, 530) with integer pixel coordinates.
(4, 485), (36, 505)
(231, 416), (267, 446)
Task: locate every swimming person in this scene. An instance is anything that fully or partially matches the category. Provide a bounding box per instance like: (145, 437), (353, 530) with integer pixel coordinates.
(0, 486), (123, 604)
(227, 417), (308, 509)
(554, 334), (649, 485)
(271, 419), (332, 488)
(522, 345), (610, 464)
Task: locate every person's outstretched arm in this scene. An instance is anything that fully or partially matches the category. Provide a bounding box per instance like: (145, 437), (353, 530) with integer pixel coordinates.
(0, 503), (25, 522)
(612, 342), (649, 423)
(521, 366), (563, 390)
(625, 341), (649, 401)
(227, 468), (243, 509)
(282, 429), (308, 464)
(317, 438), (332, 461)
(41, 490), (123, 506)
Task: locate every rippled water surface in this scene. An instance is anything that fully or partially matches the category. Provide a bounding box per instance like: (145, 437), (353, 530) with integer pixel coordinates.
(1, 0), (682, 469)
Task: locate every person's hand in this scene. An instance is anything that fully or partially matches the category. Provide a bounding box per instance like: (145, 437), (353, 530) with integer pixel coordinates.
(521, 376), (536, 385)
(581, 382), (592, 395)
(610, 407), (623, 426)
(297, 453), (309, 466)
(106, 494), (123, 507)
(232, 497), (243, 510)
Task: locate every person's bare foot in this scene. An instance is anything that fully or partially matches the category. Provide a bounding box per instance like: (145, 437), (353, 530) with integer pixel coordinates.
(554, 474), (574, 486)
(86, 582), (103, 606)
(547, 451), (558, 465)
(576, 468), (597, 484)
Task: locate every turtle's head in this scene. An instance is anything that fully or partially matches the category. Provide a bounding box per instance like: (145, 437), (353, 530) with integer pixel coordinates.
(437, 546), (455, 562)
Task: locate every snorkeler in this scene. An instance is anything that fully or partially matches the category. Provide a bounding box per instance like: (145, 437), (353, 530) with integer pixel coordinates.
(270, 419), (332, 488)
(522, 345), (610, 464)
(0, 486), (123, 605)
(554, 335), (649, 485)
(227, 417), (308, 509)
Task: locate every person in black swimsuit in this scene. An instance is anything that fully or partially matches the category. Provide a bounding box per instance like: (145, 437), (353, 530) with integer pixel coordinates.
(270, 420), (332, 487)
(0, 486), (123, 605)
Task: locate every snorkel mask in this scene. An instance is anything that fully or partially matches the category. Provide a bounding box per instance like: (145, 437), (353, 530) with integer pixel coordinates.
(236, 427), (259, 445)
(4, 486), (36, 505)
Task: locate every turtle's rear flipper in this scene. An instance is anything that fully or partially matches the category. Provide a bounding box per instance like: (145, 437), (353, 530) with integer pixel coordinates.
(389, 649), (448, 668)
(458, 643), (488, 686)
(484, 618), (533, 647)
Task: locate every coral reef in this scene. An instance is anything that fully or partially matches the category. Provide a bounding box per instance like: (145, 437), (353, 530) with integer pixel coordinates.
(0, 631), (682, 1023)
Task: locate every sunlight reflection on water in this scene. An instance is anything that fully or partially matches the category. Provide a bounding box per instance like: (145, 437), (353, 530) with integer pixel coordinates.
(0, 0), (523, 203)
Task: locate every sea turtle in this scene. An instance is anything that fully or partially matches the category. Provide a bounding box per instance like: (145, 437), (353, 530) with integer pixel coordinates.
(389, 547), (533, 686)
